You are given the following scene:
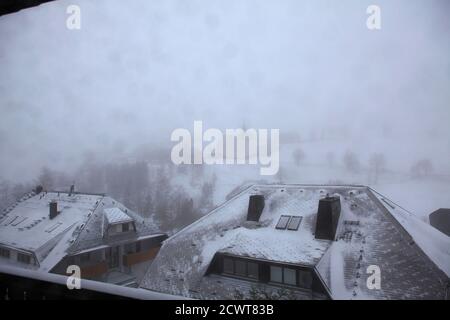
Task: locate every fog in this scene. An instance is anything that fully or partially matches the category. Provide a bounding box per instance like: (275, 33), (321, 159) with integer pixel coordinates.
(0, 0), (449, 183)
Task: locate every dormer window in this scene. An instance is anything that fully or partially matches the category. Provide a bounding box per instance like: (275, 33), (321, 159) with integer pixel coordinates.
(17, 252), (32, 264)
(213, 254), (316, 291)
(0, 247), (10, 259)
(104, 208), (136, 237)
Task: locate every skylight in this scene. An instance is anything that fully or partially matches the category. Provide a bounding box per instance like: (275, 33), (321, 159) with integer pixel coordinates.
(275, 215), (291, 229)
(287, 216), (302, 231)
(276, 215), (302, 231)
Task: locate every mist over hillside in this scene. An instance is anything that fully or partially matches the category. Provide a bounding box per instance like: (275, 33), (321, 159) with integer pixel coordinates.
(1, 0), (449, 231)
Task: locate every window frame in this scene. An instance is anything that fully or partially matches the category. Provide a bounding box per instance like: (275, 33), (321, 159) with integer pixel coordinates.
(270, 265), (283, 283)
(269, 264), (313, 289)
(0, 247), (10, 259)
(17, 252), (31, 264)
(283, 267), (297, 286)
(287, 216), (302, 231)
(222, 256), (259, 281)
(223, 257), (234, 275)
(275, 215), (292, 230)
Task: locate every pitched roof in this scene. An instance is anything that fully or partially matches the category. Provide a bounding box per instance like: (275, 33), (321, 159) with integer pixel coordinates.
(104, 208), (133, 225)
(0, 192), (102, 262)
(140, 184), (450, 300)
(0, 191), (161, 270)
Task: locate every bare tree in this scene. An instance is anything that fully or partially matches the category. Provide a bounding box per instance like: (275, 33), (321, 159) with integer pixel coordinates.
(37, 167), (54, 190)
(369, 153), (386, 184)
(410, 159), (434, 178)
(343, 151), (361, 173)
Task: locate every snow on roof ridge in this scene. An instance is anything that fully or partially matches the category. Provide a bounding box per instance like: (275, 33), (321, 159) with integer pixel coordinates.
(368, 187), (416, 216)
(104, 207), (133, 224)
(168, 184), (368, 243)
(253, 183), (368, 189)
(65, 194), (106, 251)
(167, 184), (255, 242)
(47, 190), (106, 197)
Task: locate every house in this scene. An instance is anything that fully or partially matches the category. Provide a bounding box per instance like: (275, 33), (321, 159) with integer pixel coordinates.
(429, 208), (450, 237)
(0, 188), (167, 287)
(139, 184), (450, 299)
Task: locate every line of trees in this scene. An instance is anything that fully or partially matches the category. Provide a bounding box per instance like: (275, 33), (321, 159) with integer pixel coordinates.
(291, 147), (435, 185)
(0, 160), (217, 234)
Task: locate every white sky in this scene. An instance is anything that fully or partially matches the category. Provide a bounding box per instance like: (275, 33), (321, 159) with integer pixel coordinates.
(0, 0), (449, 180)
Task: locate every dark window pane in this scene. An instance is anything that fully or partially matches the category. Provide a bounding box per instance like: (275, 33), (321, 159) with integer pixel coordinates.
(80, 253), (90, 263)
(284, 268), (297, 285)
(270, 265), (282, 283)
(298, 270), (313, 288)
(276, 215), (291, 229)
(235, 260), (246, 276)
(122, 223), (129, 232)
(287, 216), (302, 231)
(223, 257), (234, 274)
(0, 248), (10, 258)
(17, 253), (31, 264)
(247, 262), (259, 279)
(125, 243), (134, 254)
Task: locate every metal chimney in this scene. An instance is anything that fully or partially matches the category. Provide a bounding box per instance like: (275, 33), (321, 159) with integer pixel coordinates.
(49, 201), (58, 219)
(315, 196), (341, 240)
(247, 195), (265, 222)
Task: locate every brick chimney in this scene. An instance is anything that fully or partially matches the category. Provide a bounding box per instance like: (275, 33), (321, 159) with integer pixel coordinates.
(49, 201), (58, 219)
(315, 196), (341, 240)
(247, 195), (265, 222)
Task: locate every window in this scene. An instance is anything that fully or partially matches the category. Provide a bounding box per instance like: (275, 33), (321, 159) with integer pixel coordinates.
(284, 268), (297, 285)
(276, 215), (303, 231)
(17, 253), (31, 264)
(223, 257), (234, 274)
(247, 262), (259, 279)
(125, 243), (134, 254)
(270, 265), (283, 283)
(125, 241), (141, 254)
(298, 270), (313, 288)
(276, 215), (291, 229)
(235, 260), (246, 276)
(287, 216), (302, 231)
(0, 248), (10, 259)
(122, 223), (130, 232)
(270, 265), (312, 288)
(222, 257), (259, 280)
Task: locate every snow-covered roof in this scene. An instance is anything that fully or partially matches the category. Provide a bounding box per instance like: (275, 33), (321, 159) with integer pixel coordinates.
(0, 191), (162, 271)
(370, 189), (450, 279)
(0, 192), (102, 264)
(140, 184), (450, 300)
(68, 196), (161, 254)
(104, 208), (134, 225)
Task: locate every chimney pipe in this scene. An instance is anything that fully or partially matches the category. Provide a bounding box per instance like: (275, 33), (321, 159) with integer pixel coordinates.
(49, 201), (58, 219)
(69, 184), (75, 196)
(315, 196), (341, 240)
(247, 195), (265, 222)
